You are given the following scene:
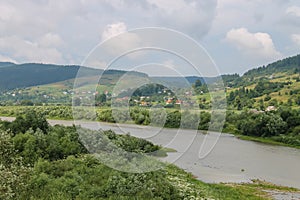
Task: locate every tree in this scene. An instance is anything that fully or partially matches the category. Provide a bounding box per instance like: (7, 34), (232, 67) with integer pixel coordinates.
(238, 112), (287, 137)
(264, 94), (271, 101)
(9, 110), (49, 135)
(73, 97), (81, 106)
(193, 79), (208, 94)
(264, 113), (287, 137)
(95, 93), (107, 105)
(0, 130), (30, 199)
(198, 111), (211, 130)
(234, 96), (242, 110)
(287, 98), (293, 106)
(259, 99), (265, 110)
(20, 100), (34, 106)
(194, 79), (202, 87)
(165, 111), (181, 128)
(296, 95), (300, 105)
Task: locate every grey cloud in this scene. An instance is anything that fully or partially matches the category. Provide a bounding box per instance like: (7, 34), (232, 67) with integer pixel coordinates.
(0, 0), (218, 64)
(0, 0), (300, 76)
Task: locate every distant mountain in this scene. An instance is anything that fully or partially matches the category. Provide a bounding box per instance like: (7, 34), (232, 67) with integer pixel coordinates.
(0, 54), (299, 92)
(0, 63), (98, 91)
(151, 55), (300, 89)
(244, 54), (300, 77)
(0, 62), (16, 68)
(0, 63), (148, 91)
(151, 76), (219, 88)
(224, 54), (300, 87)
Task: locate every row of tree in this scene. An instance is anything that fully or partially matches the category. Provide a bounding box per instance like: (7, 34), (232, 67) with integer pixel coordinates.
(225, 107), (300, 146)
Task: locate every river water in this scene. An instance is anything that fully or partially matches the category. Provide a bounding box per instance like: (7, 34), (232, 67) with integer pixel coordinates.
(1, 117), (300, 189)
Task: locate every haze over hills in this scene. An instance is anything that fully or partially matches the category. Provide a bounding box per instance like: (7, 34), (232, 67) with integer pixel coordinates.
(151, 76), (219, 88)
(0, 62), (148, 91)
(0, 63), (95, 91)
(0, 54), (299, 93)
(0, 62), (16, 68)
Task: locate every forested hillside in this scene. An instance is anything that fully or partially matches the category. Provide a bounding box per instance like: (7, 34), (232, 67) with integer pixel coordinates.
(225, 55), (300, 110)
(224, 54), (300, 88)
(0, 62), (16, 68)
(244, 54), (300, 76)
(0, 63), (99, 91)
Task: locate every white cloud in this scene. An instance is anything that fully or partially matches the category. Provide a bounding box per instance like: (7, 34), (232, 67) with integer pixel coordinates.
(212, 0), (293, 34)
(291, 34), (300, 46)
(100, 22), (142, 57)
(162, 59), (175, 69)
(147, 0), (191, 14)
(0, 0), (299, 75)
(0, 54), (17, 63)
(37, 33), (64, 48)
(286, 6), (300, 17)
(85, 60), (107, 69)
(0, 36), (63, 63)
(146, 0), (217, 38)
(0, 0), (218, 65)
(0, 3), (16, 21)
(101, 22), (127, 41)
(226, 28), (281, 59)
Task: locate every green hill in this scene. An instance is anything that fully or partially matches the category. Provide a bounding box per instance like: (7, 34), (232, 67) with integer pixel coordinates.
(0, 61), (16, 68)
(225, 54), (300, 109)
(244, 54), (300, 76)
(151, 76), (219, 88)
(0, 62), (148, 92)
(0, 62), (149, 104)
(0, 63), (101, 91)
(224, 54), (300, 87)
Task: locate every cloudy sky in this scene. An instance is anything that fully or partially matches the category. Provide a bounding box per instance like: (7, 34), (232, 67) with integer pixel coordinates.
(0, 0), (300, 76)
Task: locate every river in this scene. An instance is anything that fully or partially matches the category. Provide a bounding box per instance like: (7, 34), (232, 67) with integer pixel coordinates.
(1, 117), (300, 189)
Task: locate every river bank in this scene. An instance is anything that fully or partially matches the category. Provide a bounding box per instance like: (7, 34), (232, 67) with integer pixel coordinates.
(1, 109), (299, 150)
(1, 116), (300, 190)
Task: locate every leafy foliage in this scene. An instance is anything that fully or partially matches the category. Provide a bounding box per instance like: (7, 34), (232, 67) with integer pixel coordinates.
(0, 130), (31, 199)
(104, 130), (160, 154)
(8, 110), (49, 135)
(225, 108), (300, 147)
(0, 63), (100, 91)
(244, 54), (300, 77)
(193, 79), (208, 94)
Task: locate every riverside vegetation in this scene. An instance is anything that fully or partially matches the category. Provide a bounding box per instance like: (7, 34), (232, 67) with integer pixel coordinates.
(0, 110), (298, 200)
(0, 105), (299, 148)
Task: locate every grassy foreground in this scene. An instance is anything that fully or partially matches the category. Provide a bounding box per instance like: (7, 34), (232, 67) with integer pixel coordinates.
(16, 156), (300, 200)
(166, 165), (299, 200)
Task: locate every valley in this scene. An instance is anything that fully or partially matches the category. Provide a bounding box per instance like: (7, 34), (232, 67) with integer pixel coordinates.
(0, 54), (300, 199)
